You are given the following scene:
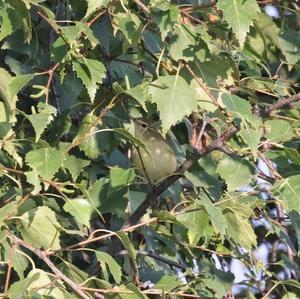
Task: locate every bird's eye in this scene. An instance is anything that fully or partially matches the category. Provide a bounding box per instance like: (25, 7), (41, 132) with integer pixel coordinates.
(141, 123), (147, 128)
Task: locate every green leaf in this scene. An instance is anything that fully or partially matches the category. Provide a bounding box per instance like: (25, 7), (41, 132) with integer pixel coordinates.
(25, 147), (65, 180)
(238, 128), (260, 161)
(217, 0), (260, 47)
(48, 111), (72, 145)
(1, 140), (23, 166)
(0, 2), (14, 41)
(54, 73), (82, 112)
(0, 202), (17, 226)
(114, 12), (142, 45)
(185, 156), (221, 199)
(284, 147), (300, 166)
(26, 102), (57, 142)
(8, 272), (40, 299)
(265, 120), (294, 143)
(72, 61), (94, 96)
(113, 82), (151, 111)
(9, 73), (35, 100)
(203, 268), (235, 298)
(0, 67), (16, 134)
(149, 75), (197, 133)
(282, 292), (298, 299)
(19, 206), (61, 250)
(75, 114), (113, 159)
(84, 57), (106, 83)
(85, 0), (109, 18)
(224, 211), (257, 249)
(113, 128), (150, 152)
(58, 261), (88, 284)
(216, 156), (255, 192)
(0, 1), (31, 42)
(110, 167), (135, 188)
(25, 170), (42, 195)
(201, 197), (226, 238)
(72, 58), (106, 102)
(125, 283), (148, 299)
(116, 231), (136, 262)
(289, 211), (300, 255)
(176, 205), (209, 245)
(60, 25), (82, 43)
(196, 55), (238, 87)
(95, 251), (122, 283)
(274, 175), (300, 213)
(221, 93), (253, 119)
(63, 154), (90, 181)
(63, 198), (93, 227)
(8, 269), (69, 298)
(168, 24), (209, 62)
(278, 30), (300, 65)
(154, 275), (181, 292)
(88, 178), (128, 214)
(153, 5), (180, 40)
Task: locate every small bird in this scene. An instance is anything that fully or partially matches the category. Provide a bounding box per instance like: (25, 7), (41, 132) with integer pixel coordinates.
(131, 119), (177, 184)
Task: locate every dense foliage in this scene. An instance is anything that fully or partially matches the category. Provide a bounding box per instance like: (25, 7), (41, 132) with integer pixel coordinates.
(0, 0), (300, 298)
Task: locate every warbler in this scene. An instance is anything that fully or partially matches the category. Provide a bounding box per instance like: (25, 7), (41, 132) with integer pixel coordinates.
(131, 119), (177, 184)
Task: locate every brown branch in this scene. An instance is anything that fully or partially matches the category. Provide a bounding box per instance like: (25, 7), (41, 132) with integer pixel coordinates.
(44, 63), (60, 104)
(0, 163), (24, 176)
(60, 217), (158, 251)
(261, 93), (300, 116)
(80, 286), (203, 298)
(4, 243), (16, 295)
(257, 172), (276, 184)
(37, 10), (60, 34)
(86, 9), (106, 27)
(184, 62), (219, 107)
(8, 233), (90, 299)
(181, 11), (205, 25)
(133, 0), (150, 15)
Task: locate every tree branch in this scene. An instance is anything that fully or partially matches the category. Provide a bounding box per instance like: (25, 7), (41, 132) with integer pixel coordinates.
(260, 93), (300, 116)
(133, 0), (150, 15)
(8, 233), (90, 299)
(117, 250), (187, 270)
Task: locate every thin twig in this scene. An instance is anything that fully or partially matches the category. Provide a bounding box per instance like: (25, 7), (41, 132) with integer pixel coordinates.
(262, 93), (300, 116)
(133, 0), (150, 14)
(61, 217), (158, 251)
(86, 9), (106, 27)
(184, 62), (219, 107)
(257, 172), (276, 184)
(181, 11), (205, 25)
(44, 63), (60, 104)
(8, 233), (90, 299)
(4, 243), (16, 295)
(37, 10), (59, 34)
(80, 286), (202, 298)
(64, 93), (120, 155)
(117, 250), (186, 270)
(0, 164), (24, 175)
